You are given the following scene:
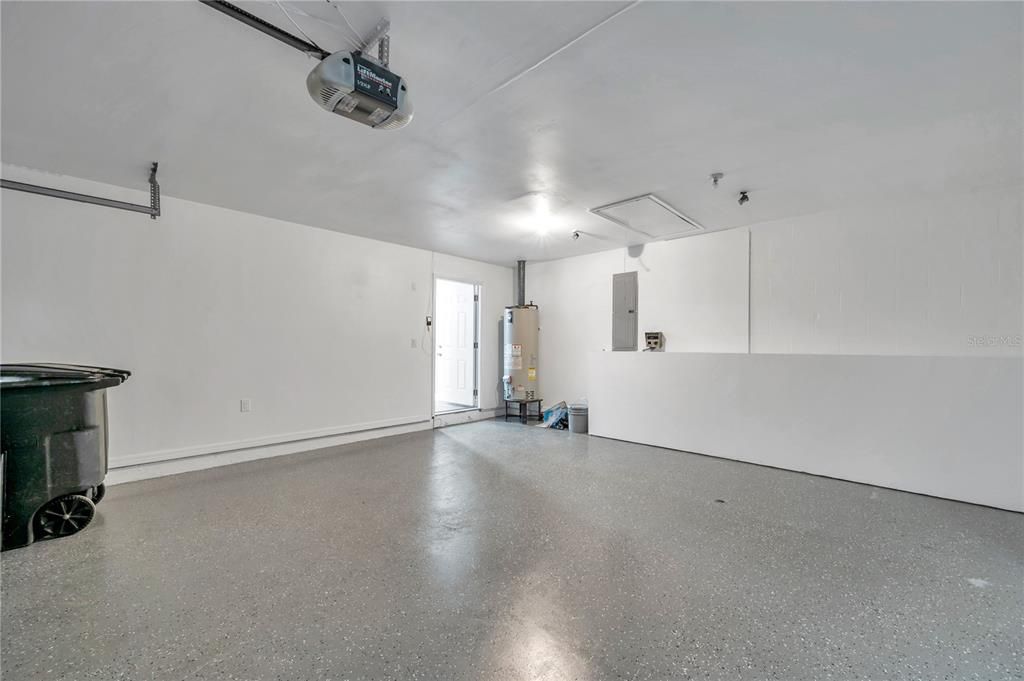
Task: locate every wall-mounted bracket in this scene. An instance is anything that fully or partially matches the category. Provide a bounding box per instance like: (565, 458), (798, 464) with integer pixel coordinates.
(1, 162), (161, 220)
(148, 162), (160, 219)
(363, 19), (391, 68)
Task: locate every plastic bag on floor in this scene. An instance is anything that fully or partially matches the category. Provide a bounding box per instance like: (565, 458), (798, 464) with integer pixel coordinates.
(538, 401), (569, 429)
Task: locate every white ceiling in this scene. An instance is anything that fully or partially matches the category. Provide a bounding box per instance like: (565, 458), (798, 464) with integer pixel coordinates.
(2, 1), (1021, 265)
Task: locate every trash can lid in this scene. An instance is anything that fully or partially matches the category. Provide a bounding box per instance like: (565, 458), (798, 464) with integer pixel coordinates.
(0, 364), (130, 391)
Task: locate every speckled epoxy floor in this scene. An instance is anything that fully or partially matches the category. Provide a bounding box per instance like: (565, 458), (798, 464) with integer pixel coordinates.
(2, 420), (1022, 680)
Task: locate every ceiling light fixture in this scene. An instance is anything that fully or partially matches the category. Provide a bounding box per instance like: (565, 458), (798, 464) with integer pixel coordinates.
(503, 192), (567, 237)
(529, 193), (562, 235)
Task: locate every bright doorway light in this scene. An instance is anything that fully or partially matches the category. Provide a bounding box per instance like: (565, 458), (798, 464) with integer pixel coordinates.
(434, 279), (479, 414)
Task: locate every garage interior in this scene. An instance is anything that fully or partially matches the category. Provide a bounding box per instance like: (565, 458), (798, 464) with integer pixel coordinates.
(1, 2), (1021, 680)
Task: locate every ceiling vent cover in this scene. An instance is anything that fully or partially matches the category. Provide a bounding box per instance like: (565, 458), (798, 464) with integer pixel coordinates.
(590, 194), (703, 240)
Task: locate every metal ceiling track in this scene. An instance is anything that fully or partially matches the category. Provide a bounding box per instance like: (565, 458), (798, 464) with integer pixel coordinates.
(199, 0), (330, 59)
(199, 1), (392, 66)
(1, 163), (161, 220)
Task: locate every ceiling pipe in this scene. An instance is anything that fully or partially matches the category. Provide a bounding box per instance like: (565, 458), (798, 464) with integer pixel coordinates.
(516, 260), (526, 307)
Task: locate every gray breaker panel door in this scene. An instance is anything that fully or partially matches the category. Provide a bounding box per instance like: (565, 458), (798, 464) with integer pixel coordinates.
(612, 271), (638, 351)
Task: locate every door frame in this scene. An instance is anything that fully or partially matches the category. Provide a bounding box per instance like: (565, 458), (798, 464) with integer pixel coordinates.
(432, 277), (481, 416)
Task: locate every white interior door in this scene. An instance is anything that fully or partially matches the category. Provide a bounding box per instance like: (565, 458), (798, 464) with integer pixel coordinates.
(434, 279), (477, 411)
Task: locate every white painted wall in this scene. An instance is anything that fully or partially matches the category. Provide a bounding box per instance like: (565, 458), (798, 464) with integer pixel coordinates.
(750, 189), (1023, 355)
(524, 249), (622, 406)
(632, 228), (750, 352)
(527, 228), (750, 404)
(1, 165), (511, 470)
(528, 188), (1022, 404)
(589, 352), (1023, 511)
(527, 188), (1021, 508)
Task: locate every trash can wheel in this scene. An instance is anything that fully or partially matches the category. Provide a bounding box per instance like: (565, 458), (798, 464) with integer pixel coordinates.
(36, 494), (96, 539)
(90, 483), (106, 504)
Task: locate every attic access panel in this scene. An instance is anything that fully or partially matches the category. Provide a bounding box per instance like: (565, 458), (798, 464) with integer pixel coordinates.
(591, 194), (703, 240)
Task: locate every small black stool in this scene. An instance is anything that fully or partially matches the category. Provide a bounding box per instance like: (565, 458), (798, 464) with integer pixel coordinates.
(504, 399), (543, 424)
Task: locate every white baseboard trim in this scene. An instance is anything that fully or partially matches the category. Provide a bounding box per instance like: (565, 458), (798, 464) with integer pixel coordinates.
(106, 418), (432, 485)
(433, 406), (502, 428)
(111, 415), (428, 468)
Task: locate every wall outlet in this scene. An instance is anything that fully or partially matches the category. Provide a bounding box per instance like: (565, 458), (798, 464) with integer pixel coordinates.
(240, 399), (252, 413)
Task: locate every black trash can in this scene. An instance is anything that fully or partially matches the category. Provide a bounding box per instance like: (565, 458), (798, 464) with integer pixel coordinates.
(1, 364), (130, 550)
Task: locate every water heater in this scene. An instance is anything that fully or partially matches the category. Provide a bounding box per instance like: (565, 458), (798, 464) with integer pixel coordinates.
(503, 304), (539, 401)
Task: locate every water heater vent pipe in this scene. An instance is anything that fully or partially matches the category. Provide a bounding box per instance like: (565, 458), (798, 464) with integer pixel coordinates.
(516, 260), (526, 307)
